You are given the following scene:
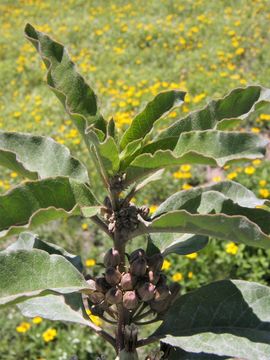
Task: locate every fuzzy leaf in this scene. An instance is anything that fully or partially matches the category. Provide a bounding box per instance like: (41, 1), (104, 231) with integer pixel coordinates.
(120, 90), (186, 149)
(0, 131), (89, 182)
(0, 177), (97, 238)
(125, 131), (267, 184)
(158, 86), (270, 140)
(18, 293), (90, 326)
(24, 23), (106, 136)
(6, 232), (83, 272)
(155, 280), (270, 360)
(0, 249), (93, 307)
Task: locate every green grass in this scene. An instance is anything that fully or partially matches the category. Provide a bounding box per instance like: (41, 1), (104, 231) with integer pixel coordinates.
(1, 0), (270, 358)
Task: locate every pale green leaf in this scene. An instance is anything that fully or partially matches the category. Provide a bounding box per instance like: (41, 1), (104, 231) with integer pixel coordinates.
(155, 280), (270, 360)
(0, 177), (97, 238)
(0, 131), (89, 182)
(120, 90), (186, 149)
(0, 249), (93, 307)
(158, 86), (270, 140)
(25, 23), (106, 136)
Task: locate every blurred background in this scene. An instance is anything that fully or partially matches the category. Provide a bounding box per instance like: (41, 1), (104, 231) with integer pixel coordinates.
(0, 0), (270, 359)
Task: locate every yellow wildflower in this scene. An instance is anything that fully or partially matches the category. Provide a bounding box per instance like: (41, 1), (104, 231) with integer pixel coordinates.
(172, 272), (183, 282)
(32, 317), (42, 324)
(182, 183), (192, 190)
(188, 271), (193, 279)
(259, 180), (266, 187)
(259, 188), (269, 199)
(149, 205), (158, 214)
(81, 223), (88, 231)
(42, 328), (57, 342)
(225, 242), (238, 255)
(86, 309), (103, 327)
(252, 159), (261, 166)
(10, 172), (18, 178)
(235, 47), (245, 56)
(251, 127), (260, 133)
(180, 164), (191, 172)
(185, 252), (198, 260)
(227, 172), (237, 180)
(212, 176), (222, 182)
(244, 166), (255, 175)
(162, 259), (171, 271)
(16, 322), (31, 333)
(260, 113), (270, 121)
(85, 259), (96, 267)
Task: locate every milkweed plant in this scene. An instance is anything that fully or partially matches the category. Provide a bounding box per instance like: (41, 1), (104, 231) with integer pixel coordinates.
(0, 24), (270, 360)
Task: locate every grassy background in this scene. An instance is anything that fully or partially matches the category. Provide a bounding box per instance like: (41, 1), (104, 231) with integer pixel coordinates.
(0, 0), (270, 359)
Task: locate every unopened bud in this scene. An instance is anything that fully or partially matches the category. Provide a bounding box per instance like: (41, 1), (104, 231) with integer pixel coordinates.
(104, 248), (121, 267)
(121, 273), (137, 291)
(148, 270), (160, 285)
(105, 287), (123, 304)
(154, 284), (170, 302)
(89, 291), (105, 304)
(129, 248), (145, 263)
(149, 298), (169, 313)
(137, 282), (156, 302)
(130, 257), (147, 277)
(105, 267), (121, 286)
(123, 291), (139, 310)
(147, 253), (163, 273)
(95, 276), (111, 293)
(90, 304), (105, 317)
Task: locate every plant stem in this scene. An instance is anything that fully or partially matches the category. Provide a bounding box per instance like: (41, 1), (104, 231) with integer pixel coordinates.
(136, 336), (160, 348)
(90, 215), (113, 239)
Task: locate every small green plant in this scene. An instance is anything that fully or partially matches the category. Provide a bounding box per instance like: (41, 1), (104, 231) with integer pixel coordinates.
(1, 24), (270, 359)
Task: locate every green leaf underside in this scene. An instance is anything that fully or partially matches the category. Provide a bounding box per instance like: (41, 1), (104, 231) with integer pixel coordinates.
(87, 131), (120, 175)
(0, 177), (97, 238)
(18, 293), (90, 326)
(125, 130), (267, 183)
(149, 233), (209, 256)
(0, 249), (92, 307)
(167, 347), (229, 360)
(155, 280), (270, 360)
(24, 23), (106, 136)
(120, 90), (186, 149)
(7, 232), (83, 272)
(158, 86), (270, 140)
(0, 132), (89, 182)
(153, 181), (265, 217)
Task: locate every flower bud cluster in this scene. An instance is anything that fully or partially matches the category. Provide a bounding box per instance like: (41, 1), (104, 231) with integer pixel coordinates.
(87, 247), (180, 318)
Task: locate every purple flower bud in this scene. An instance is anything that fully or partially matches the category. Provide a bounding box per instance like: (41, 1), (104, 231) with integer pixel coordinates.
(130, 257), (147, 277)
(95, 276), (111, 293)
(103, 248), (121, 267)
(129, 248), (145, 263)
(89, 291), (105, 304)
(137, 282), (156, 302)
(121, 272), (137, 291)
(154, 284), (170, 302)
(105, 267), (121, 286)
(105, 287), (123, 304)
(147, 254), (163, 273)
(123, 291), (139, 310)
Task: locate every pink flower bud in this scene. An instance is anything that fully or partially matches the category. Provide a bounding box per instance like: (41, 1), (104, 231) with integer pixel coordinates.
(147, 253), (163, 273)
(105, 267), (121, 286)
(121, 273), (137, 291)
(130, 257), (147, 277)
(137, 282), (156, 302)
(154, 284), (170, 302)
(148, 270), (160, 285)
(103, 248), (121, 267)
(123, 291), (139, 310)
(105, 287), (123, 304)
(89, 291), (104, 304)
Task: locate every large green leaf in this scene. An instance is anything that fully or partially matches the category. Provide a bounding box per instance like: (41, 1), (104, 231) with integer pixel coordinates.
(120, 90), (186, 149)
(0, 132), (89, 182)
(155, 280), (270, 360)
(6, 232), (83, 272)
(87, 130), (120, 176)
(166, 346), (229, 359)
(148, 234), (209, 257)
(24, 23), (106, 136)
(158, 86), (270, 140)
(18, 293), (90, 326)
(125, 131), (267, 184)
(0, 177), (97, 238)
(0, 249), (93, 307)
